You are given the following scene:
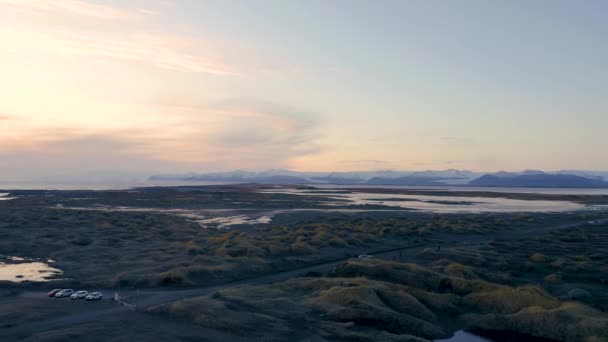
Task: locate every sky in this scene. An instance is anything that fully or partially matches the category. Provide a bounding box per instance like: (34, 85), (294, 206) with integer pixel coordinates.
(1, 0), (607, 180)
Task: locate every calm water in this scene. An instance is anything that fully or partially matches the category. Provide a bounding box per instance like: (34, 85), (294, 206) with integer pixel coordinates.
(313, 184), (608, 195)
(0, 256), (63, 282)
(1, 181), (608, 195)
(0, 192), (14, 200)
(0, 180), (236, 191)
(190, 215), (272, 229)
(59, 206), (274, 229)
(435, 330), (492, 342)
(436, 330), (558, 342)
(261, 189), (604, 213)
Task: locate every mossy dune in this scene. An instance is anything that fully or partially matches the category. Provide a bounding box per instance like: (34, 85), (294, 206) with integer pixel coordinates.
(151, 259), (608, 341)
(464, 302), (608, 342)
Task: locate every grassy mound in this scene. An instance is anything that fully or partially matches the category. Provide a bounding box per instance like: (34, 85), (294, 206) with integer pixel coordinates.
(307, 285), (443, 338)
(150, 258), (608, 341)
(150, 296), (293, 341)
(150, 274), (446, 341)
(462, 285), (559, 314)
(464, 302), (608, 342)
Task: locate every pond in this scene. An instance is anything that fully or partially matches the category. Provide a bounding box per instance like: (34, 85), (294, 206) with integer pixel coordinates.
(435, 330), (492, 341)
(436, 330), (559, 342)
(0, 256), (63, 282)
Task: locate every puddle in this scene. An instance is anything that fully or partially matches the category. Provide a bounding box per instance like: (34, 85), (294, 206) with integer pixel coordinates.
(0, 256), (63, 282)
(436, 330), (492, 342)
(435, 330), (558, 342)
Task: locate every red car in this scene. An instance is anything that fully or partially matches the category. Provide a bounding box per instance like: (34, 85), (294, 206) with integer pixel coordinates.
(48, 289), (62, 297)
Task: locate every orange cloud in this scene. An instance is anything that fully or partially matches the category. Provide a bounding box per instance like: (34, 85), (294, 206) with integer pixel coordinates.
(0, 0), (144, 20)
(0, 100), (322, 170)
(0, 26), (237, 75)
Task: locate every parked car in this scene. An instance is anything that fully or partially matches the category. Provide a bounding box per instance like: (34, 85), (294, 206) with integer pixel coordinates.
(54, 289), (74, 298)
(357, 254), (373, 260)
(85, 292), (103, 301)
(70, 291), (89, 300)
(48, 289), (62, 297)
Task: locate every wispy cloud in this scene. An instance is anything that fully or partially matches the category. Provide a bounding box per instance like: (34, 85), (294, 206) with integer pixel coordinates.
(0, 114), (18, 121)
(0, 0), (144, 20)
(0, 2), (324, 176)
(0, 0), (238, 75)
(340, 159), (388, 165)
(0, 134), (165, 180)
(0, 26), (238, 75)
(0, 99), (324, 172)
(151, 100), (323, 166)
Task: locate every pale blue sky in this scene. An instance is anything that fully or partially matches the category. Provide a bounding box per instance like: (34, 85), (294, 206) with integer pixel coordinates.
(0, 0), (606, 179)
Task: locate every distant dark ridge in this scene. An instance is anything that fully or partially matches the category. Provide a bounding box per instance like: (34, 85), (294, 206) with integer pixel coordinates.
(366, 176), (453, 186)
(149, 169), (608, 186)
(309, 176), (365, 184)
(470, 174), (608, 188)
(181, 175), (311, 185)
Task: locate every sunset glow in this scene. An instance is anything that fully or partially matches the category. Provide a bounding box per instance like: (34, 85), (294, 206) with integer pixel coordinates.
(1, 0), (607, 180)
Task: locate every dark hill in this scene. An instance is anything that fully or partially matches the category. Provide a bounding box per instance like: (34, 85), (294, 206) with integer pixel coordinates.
(183, 175), (310, 184)
(470, 174), (608, 188)
(366, 176), (449, 186)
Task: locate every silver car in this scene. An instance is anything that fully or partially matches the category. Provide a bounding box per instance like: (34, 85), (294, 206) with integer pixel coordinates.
(70, 291), (89, 300)
(54, 289), (74, 298)
(85, 292), (103, 301)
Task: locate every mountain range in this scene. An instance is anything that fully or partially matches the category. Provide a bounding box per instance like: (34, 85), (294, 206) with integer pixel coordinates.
(470, 173), (608, 188)
(149, 169), (608, 188)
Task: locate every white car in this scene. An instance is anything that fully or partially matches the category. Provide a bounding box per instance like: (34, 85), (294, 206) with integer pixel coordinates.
(54, 289), (74, 298)
(70, 291), (89, 300)
(357, 254), (373, 260)
(85, 292), (103, 301)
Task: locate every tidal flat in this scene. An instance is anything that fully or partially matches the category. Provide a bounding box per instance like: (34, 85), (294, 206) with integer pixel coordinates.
(0, 184), (607, 341)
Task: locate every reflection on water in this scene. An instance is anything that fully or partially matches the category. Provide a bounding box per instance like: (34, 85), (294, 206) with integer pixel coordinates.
(0, 256), (63, 282)
(0, 193), (14, 200)
(57, 185), (605, 230)
(7, 256), (26, 261)
(57, 206), (273, 229)
(435, 330), (492, 342)
(314, 184), (608, 195)
(436, 330), (558, 342)
(194, 215), (273, 229)
(0, 180), (237, 190)
(261, 189), (595, 213)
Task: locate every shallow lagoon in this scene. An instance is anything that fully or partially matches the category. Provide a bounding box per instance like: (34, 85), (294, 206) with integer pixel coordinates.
(315, 184), (608, 195)
(261, 189), (598, 213)
(0, 256), (63, 282)
(0, 193), (14, 200)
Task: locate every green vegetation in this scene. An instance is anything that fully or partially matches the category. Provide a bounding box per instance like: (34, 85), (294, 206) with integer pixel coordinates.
(419, 225), (608, 312)
(0, 190), (532, 288)
(1, 186), (607, 341)
(150, 259), (608, 341)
